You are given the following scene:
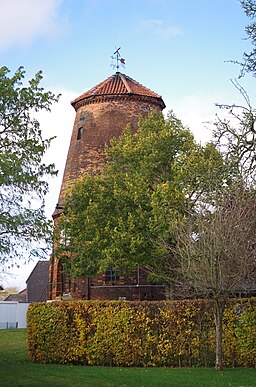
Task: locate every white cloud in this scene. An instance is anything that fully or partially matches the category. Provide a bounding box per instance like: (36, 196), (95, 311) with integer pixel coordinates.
(38, 89), (77, 218)
(138, 19), (182, 38)
(165, 94), (216, 144)
(164, 86), (250, 145)
(0, 0), (67, 51)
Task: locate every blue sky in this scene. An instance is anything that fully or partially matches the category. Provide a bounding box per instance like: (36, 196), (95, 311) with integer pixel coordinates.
(1, 0), (250, 94)
(1, 0), (255, 289)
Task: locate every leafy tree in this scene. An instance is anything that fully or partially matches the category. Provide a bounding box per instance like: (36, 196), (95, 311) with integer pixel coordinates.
(173, 188), (256, 370)
(0, 66), (59, 268)
(57, 112), (234, 293)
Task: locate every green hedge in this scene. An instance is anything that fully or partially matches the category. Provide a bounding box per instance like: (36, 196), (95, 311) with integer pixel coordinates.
(27, 298), (256, 367)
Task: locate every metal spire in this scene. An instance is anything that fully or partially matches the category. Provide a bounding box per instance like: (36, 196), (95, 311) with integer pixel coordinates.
(111, 47), (125, 72)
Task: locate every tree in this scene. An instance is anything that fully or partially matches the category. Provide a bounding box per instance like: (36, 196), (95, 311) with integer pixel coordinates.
(228, 1), (256, 76)
(0, 66), (59, 268)
(173, 188), (256, 370)
(239, 0), (256, 77)
(57, 112), (235, 292)
(213, 80), (256, 185)
(211, 1), (256, 184)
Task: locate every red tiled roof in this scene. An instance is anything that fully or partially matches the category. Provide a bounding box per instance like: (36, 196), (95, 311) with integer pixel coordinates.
(71, 72), (163, 107)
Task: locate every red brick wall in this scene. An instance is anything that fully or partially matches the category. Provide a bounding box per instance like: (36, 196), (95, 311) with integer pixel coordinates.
(64, 268), (165, 301)
(58, 96), (163, 201)
(50, 91), (165, 301)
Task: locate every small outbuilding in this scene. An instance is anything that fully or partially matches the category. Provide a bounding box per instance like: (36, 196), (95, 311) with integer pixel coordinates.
(26, 261), (50, 302)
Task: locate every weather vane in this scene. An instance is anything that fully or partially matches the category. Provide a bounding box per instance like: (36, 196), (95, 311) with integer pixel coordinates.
(111, 47), (125, 71)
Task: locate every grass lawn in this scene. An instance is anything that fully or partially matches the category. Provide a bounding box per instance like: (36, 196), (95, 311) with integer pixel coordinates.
(0, 329), (255, 387)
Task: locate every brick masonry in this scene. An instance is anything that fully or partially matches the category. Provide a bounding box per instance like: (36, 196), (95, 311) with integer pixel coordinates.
(58, 97), (163, 201)
(49, 73), (166, 301)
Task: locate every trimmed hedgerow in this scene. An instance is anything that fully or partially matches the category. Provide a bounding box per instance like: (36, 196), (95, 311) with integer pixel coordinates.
(27, 298), (256, 367)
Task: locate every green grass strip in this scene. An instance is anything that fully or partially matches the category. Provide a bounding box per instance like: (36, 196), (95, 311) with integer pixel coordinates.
(0, 329), (256, 387)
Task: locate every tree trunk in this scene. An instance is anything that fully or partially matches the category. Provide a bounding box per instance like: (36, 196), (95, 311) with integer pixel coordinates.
(213, 298), (225, 371)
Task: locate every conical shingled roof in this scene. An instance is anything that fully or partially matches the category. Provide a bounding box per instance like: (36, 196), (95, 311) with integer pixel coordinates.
(71, 72), (165, 110)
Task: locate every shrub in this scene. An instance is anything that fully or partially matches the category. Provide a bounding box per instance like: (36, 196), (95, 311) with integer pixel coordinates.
(27, 298), (256, 367)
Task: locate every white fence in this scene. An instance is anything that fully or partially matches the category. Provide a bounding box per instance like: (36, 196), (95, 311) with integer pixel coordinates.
(0, 302), (30, 329)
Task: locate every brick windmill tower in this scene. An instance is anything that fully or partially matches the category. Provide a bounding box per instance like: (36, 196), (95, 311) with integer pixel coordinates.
(49, 50), (166, 300)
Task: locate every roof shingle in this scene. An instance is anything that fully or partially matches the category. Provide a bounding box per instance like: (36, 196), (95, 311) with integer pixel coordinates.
(71, 72), (164, 108)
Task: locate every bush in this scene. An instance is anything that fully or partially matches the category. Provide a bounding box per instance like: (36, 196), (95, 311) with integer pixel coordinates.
(27, 298), (256, 367)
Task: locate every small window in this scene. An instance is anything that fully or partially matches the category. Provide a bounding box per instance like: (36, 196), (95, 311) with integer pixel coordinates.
(79, 114), (85, 123)
(77, 127), (83, 140)
(105, 266), (120, 283)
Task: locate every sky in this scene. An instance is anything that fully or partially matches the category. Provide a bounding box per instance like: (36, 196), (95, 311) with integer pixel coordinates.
(1, 0), (255, 290)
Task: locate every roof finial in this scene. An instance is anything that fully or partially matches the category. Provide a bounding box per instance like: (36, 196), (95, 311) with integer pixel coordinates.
(111, 47), (125, 72)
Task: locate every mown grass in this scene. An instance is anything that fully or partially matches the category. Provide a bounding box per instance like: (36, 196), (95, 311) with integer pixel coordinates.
(0, 329), (256, 387)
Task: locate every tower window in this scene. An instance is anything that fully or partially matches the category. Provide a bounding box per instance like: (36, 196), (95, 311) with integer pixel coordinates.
(105, 266), (120, 283)
(77, 127), (83, 140)
(79, 114), (85, 123)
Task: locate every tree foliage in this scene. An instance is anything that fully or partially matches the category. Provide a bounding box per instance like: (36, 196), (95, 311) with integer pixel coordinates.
(213, 81), (256, 185)
(211, 2), (256, 185)
(172, 188), (256, 370)
(176, 189), (256, 299)
(240, 0), (256, 76)
(57, 112), (234, 280)
(0, 66), (59, 267)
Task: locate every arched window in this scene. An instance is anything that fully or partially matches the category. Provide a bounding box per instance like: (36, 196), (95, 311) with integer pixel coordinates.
(77, 127), (83, 140)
